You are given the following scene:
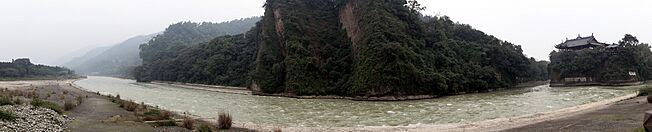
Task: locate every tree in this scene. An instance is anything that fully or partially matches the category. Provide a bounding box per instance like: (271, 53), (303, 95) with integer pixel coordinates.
(619, 34), (640, 46)
(407, 0), (426, 13)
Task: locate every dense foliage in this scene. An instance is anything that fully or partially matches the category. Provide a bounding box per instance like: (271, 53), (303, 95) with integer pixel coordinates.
(135, 17), (260, 84)
(135, 0), (548, 97)
(0, 58), (75, 79)
(64, 34), (155, 77)
(549, 34), (652, 83)
(253, 0), (548, 96)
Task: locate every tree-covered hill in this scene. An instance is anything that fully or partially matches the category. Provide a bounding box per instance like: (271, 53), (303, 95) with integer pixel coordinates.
(550, 34), (652, 85)
(0, 58), (75, 80)
(135, 0), (548, 97)
(135, 17), (261, 82)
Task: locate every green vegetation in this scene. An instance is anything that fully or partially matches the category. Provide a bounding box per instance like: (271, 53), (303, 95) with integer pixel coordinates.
(0, 58), (75, 80)
(31, 98), (64, 114)
(0, 96), (14, 106)
(0, 110), (17, 121)
(639, 86), (652, 96)
(134, 17), (260, 83)
(140, 109), (171, 121)
(252, 0), (548, 96)
(550, 34), (652, 84)
(196, 122), (213, 132)
(134, 0), (548, 97)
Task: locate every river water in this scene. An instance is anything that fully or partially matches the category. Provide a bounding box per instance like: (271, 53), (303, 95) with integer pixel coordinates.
(75, 76), (638, 127)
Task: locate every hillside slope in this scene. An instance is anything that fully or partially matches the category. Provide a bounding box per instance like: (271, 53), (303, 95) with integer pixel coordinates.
(135, 0), (547, 98)
(64, 34), (154, 77)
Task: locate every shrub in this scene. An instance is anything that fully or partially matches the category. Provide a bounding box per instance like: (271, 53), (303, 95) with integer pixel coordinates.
(142, 109), (171, 121)
(639, 86), (652, 96)
(31, 98), (64, 114)
(197, 123), (213, 132)
(116, 94), (120, 99)
(155, 120), (177, 126)
(217, 113), (232, 130)
(181, 116), (195, 130)
(13, 98), (22, 105)
(0, 96), (14, 106)
(64, 101), (76, 111)
(76, 96), (83, 105)
(0, 110), (17, 121)
(121, 100), (138, 111)
(274, 128), (282, 132)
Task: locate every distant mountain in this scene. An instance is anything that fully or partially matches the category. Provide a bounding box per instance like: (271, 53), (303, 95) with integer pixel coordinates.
(62, 46), (110, 69)
(64, 34), (156, 77)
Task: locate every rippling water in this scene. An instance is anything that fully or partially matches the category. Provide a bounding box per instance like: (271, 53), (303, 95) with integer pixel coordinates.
(75, 76), (638, 127)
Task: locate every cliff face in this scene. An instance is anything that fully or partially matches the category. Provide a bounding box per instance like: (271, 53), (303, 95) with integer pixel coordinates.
(253, 0), (425, 96)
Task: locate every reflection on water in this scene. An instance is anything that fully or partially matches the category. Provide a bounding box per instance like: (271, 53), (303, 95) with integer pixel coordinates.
(75, 76), (637, 127)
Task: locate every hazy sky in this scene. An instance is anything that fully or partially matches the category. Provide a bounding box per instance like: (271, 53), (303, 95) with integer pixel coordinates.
(1, 0), (650, 65)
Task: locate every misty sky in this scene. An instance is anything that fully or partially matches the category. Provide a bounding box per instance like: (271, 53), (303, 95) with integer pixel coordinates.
(1, 0), (650, 65)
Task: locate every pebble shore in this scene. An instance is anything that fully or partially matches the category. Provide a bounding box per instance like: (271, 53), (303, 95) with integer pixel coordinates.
(0, 105), (69, 132)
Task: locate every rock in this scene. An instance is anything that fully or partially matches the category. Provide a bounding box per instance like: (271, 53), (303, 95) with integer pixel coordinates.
(645, 110), (652, 131)
(0, 105), (69, 132)
(647, 96), (652, 103)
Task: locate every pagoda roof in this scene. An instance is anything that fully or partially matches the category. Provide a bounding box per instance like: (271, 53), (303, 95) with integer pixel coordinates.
(555, 35), (608, 49)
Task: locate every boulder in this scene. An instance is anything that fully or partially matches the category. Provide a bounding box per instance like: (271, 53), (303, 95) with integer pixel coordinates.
(645, 110), (652, 131)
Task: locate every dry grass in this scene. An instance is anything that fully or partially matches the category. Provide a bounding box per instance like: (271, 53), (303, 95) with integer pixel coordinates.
(120, 100), (139, 112)
(76, 96), (83, 105)
(217, 112), (232, 130)
(64, 101), (76, 111)
(181, 116), (195, 130)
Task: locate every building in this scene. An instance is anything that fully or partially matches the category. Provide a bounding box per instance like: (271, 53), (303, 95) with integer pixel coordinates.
(555, 35), (609, 51)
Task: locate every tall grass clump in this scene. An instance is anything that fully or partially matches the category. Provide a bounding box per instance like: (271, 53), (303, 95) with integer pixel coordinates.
(120, 100), (138, 111)
(31, 98), (63, 114)
(0, 110), (17, 121)
(181, 116), (195, 130)
(64, 101), (76, 111)
(217, 112), (232, 129)
(0, 96), (14, 106)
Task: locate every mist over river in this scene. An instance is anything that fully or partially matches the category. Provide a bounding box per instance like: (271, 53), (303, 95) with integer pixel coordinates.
(75, 76), (637, 127)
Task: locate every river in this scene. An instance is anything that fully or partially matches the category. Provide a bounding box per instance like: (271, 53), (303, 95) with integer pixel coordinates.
(74, 76), (638, 127)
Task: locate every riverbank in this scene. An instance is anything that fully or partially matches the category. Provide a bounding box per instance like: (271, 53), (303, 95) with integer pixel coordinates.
(0, 80), (188, 131)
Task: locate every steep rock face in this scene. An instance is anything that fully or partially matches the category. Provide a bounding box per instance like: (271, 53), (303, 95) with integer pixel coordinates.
(254, 0), (353, 95)
(254, 0), (419, 96)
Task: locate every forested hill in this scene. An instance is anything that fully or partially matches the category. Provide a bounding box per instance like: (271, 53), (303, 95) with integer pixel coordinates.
(135, 0), (548, 97)
(64, 34), (155, 77)
(135, 17), (261, 82)
(0, 58), (76, 80)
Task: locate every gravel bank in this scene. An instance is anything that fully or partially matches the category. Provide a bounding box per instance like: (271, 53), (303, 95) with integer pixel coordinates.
(0, 105), (69, 132)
